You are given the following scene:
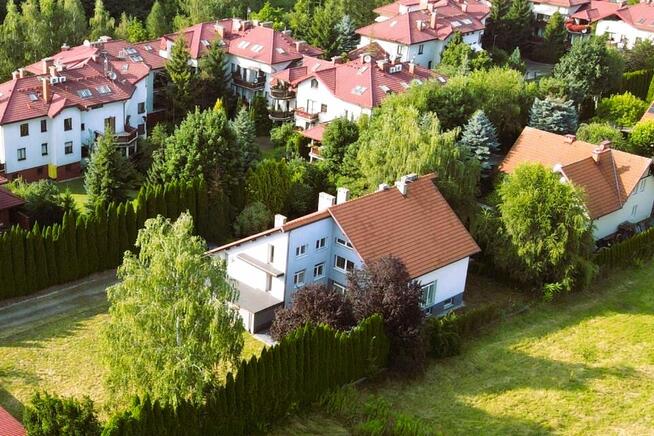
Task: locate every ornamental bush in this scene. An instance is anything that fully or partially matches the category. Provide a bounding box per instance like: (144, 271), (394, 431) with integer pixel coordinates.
(596, 92), (648, 128)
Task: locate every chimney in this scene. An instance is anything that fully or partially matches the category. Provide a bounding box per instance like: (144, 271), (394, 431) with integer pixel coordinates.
(49, 65), (57, 78)
(61, 43), (70, 51)
(416, 19), (425, 30)
(395, 180), (408, 195)
(215, 23), (225, 39)
(331, 55), (343, 64)
(592, 140), (612, 163)
(17, 68), (24, 78)
(408, 61), (416, 74)
(395, 173), (418, 195)
(564, 134), (576, 144)
(295, 40), (307, 52)
(461, 3), (468, 12)
(378, 183), (390, 191)
(427, 3), (435, 11)
(318, 192), (336, 211)
(274, 214), (287, 227)
(376, 59), (388, 70)
(336, 187), (350, 204)
(430, 11), (438, 29)
(11, 71), (18, 80)
(42, 57), (53, 74)
(260, 21), (273, 28)
(41, 77), (51, 103)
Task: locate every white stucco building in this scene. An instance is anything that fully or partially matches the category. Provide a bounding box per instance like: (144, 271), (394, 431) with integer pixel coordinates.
(501, 127), (654, 241)
(594, 2), (654, 48)
(209, 174), (480, 333)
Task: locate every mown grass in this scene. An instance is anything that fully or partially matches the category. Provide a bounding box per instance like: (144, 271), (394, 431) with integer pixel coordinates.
(56, 177), (88, 212)
(0, 306), (265, 422)
(278, 264), (654, 435)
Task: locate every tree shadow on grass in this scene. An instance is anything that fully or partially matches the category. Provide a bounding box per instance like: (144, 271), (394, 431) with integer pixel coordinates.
(0, 383), (26, 421)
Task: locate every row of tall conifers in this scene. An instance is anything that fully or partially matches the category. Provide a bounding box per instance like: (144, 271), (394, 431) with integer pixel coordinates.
(0, 179), (220, 301)
(101, 315), (390, 435)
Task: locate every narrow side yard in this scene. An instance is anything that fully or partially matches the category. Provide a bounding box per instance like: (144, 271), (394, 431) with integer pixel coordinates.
(278, 263), (654, 435)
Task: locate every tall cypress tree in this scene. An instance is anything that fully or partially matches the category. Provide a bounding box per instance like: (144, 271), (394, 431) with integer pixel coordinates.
(166, 35), (194, 122)
(146, 1), (168, 39)
(0, 233), (15, 298)
(24, 232), (37, 294)
(11, 227), (26, 296)
(76, 216), (89, 277)
(44, 226), (59, 285)
(86, 218), (99, 274)
(88, 0), (115, 40)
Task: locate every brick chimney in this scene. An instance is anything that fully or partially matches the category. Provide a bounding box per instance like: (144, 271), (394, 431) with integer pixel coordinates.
(564, 134), (576, 144)
(42, 57), (53, 74)
(11, 71), (18, 80)
(408, 61), (416, 74)
(318, 192), (336, 211)
(41, 77), (52, 103)
(430, 11), (438, 29)
(49, 65), (58, 78)
(592, 141), (611, 163)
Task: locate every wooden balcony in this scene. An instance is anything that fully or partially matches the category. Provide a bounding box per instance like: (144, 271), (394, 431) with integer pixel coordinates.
(295, 108), (319, 121)
(270, 86), (295, 100)
(269, 110), (295, 121)
(94, 127), (138, 147)
(232, 72), (266, 90)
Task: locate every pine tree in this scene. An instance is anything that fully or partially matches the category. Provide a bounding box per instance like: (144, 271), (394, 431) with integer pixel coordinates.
(506, 0), (533, 51)
(529, 97), (578, 134)
(89, 0), (115, 40)
(117, 203), (129, 259)
(64, 212), (78, 280)
(308, 0), (340, 56)
(482, 0), (511, 50)
(199, 44), (231, 110)
(458, 110), (500, 171)
(540, 11), (567, 63)
(126, 203), (137, 248)
(146, 1), (168, 39)
(166, 35), (194, 122)
(250, 95), (272, 136)
(231, 107), (260, 172)
(334, 15), (358, 54)
(62, 0), (88, 45)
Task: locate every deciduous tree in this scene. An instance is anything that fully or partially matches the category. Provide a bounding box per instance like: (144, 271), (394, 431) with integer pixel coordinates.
(88, 0), (115, 40)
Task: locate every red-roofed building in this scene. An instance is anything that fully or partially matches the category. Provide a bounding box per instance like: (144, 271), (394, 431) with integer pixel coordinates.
(595, 2), (654, 48)
(0, 405), (25, 436)
(209, 174), (480, 332)
(159, 19), (322, 104)
(0, 187), (25, 231)
(565, 0), (621, 36)
(0, 37), (167, 182)
(357, 0), (489, 69)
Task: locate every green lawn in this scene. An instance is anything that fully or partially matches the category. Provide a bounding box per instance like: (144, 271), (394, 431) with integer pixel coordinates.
(278, 264), (654, 435)
(56, 178), (88, 212)
(0, 306), (265, 421)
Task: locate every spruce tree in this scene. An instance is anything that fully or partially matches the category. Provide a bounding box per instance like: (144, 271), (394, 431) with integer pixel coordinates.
(334, 15), (358, 54)
(482, 0), (511, 50)
(506, 0), (533, 51)
(458, 110), (500, 170)
(540, 12), (567, 63)
(88, 0), (115, 40)
(199, 43), (231, 110)
(308, 0), (340, 56)
(231, 107), (260, 172)
(166, 35), (194, 122)
(146, 1), (168, 39)
(529, 97), (578, 134)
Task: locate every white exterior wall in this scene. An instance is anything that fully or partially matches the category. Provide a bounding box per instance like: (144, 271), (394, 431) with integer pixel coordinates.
(593, 174), (654, 239)
(532, 3), (577, 17)
(222, 231), (290, 302)
(414, 257), (471, 305)
(294, 78), (372, 128)
(80, 101), (125, 143)
(595, 19), (654, 49)
(124, 78), (148, 134)
(50, 107), (82, 168)
(0, 116), (52, 173)
(227, 54), (294, 103)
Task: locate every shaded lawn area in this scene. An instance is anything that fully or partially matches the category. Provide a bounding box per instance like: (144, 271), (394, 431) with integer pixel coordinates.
(0, 305), (265, 422)
(278, 264), (654, 435)
(56, 178), (88, 212)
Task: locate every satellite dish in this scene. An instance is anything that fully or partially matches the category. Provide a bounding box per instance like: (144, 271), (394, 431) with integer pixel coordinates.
(108, 71), (117, 80)
(363, 54), (372, 63)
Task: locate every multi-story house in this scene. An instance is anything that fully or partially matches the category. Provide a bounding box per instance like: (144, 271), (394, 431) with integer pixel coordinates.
(209, 174), (480, 333)
(158, 19), (322, 104)
(356, 0), (490, 69)
(564, 0), (622, 41)
(594, 2), (654, 48)
(530, 0), (590, 35)
(501, 127), (654, 240)
(0, 37), (166, 182)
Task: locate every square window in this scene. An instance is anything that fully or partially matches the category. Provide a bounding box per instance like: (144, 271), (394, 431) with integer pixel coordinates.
(17, 147), (26, 161)
(64, 118), (72, 131)
(20, 123), (29, 137)
(333, 282), (346, 294)
(315, 237), (327, 250)
(41, 143), (48, 156)
(334, 255), (354, 273)
(81, 123), (85, 131)
(421, 281), (437, 307)
(64, 141), (73, 154)
(295, 244), (308, 257)
(418, 44), (424, 55)
(138, 102), (145, 114)
(40, 119), (47, 132)
(293, 270), (305, 287)
(335, 237), (353, 249)
(314, 263), (324, 278)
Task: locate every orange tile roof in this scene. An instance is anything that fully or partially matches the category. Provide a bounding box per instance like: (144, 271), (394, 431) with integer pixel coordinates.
(500, 127), (652, 219)
(0, 406), (24, 436)
(328, 174), (480, 277)
(641, 100), (654, 123)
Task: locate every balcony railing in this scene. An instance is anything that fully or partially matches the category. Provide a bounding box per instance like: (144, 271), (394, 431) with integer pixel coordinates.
(270, 87), (295, 100)
(94, 127), (138, 147)
(295, 108), (319, 121)
(269, 110), (295, 121)
(232, 72), (266, 90)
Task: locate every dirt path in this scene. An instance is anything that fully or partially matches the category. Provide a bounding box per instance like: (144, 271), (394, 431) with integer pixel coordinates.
(0, 271), (116, 339)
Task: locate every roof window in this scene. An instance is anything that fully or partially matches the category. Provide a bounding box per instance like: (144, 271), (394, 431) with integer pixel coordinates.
(129, 54), (144, 62)
(28, 93), (39, 102)
(379, 85), (391, 94)
(201, 39), (210, 47)
(77, 89), (92, 98)
(125, 47), (138, 54)
(143, 44), (153, 51)
(276, 47), (286, 54)
(461, 18), (473, 24)
(251, 44), (264, 52)
(96, 85), (112, 95)
(352, 85), (367, 95)
(451, 20), (461, 27)
(238, 41), (250, 49)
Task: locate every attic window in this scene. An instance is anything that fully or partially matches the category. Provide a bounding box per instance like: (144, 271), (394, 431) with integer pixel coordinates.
(390, 20), (398, 27)
(357, 66), (369, 74)
(352, 85), (367, 95)
(143, 44), (153, 51)
(251, 44), (264, 53)
(276, 47), (286, 54)
(77, 88), (92, 98)
(379, 85), (391, 94)
(121, 64), (129, 71)
(96, 85), (112, 95)
(129, 54), (144, 62)
(461, 18), (472, 24)
(201, 39), (210, 47)
(28, 93), (38, 102)
(238, 41), (250, 49)
(125, 47), (137, 54)
(451, 20), (461, 27)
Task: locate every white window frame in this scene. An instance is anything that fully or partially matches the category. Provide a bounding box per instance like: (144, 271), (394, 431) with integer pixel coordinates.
(316, 237), (327, 250)
(421, 281), (437, 308)
(442, 296), (455, 310)
(638, 178), (646, 193)
(334, 255), (355, 273)
(293, 270), (305, 287)
(632, 204), (638, 217)
(333, 282), (346, 294)
(295, 244), (308, 257)
(17, 147), (26, 161)
(314, 263), (325, 278)
(335, 237), (353, 249)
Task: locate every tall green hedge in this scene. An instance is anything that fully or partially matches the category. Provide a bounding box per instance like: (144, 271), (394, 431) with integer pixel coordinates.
(594, 227), (654, 269)
(101, 315), (389, 435)
(0, 178), (220, 301)
(622, 69), (654, 100)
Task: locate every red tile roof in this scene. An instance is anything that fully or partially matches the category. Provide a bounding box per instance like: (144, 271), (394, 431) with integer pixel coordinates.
(614, 2), (654, 31)
(374, 0), (490, 20)
(301, 123), (327, 142)
(500, 127), (652, 219)
(0, 406), (25, 436)
(359, 1), (487, 45)
(531, 0), (590, 8)
(0, 187), (25, 211)
(570, 0), (621, 22)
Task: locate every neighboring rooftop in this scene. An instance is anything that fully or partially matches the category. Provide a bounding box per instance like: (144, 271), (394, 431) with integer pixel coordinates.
(500, 127), (652, 219)
(0, 188), (24, 211)
(613, 2), (654, 31)
(530, 0), (590, 8)
(301, 123), (328, 142)
(570, 0), (622, 23)
(0, 406), (25, 436)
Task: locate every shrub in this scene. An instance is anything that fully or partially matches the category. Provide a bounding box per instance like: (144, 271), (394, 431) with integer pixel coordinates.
(629, 120), (654, 156)
(6, 179), (73, 226)
(576, 122), (627, 150)
(595, 92), (648, 127)
(233, 201), (272, 237)
(23, 391), (101, 436)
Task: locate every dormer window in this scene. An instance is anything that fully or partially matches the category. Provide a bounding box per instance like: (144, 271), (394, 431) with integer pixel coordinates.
(96, 85), (112, 95)
(77, 89), (92, 98)
(310, 79), (319, 88)
(28, 93), (38, 102)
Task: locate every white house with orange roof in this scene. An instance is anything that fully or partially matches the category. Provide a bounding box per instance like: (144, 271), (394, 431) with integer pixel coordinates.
(500, 127), (654, 240)
(0, 37), (166, 182)
(209, 174), (480, 333)
(594, 2), (654, 48)
(357, 0), (490, 69)
(158, 19), (322, 103)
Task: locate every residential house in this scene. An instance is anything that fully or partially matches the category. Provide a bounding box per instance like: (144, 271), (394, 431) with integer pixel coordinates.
(0, 405), (25, 436)
(595, 2), (654, 48)
(500, 127), (654, 240)
(209, 174), (480, 333)
(530, 0), (590, 36)
(564, 0), (622, 40)
(0, 37), (166, 182)
(357, 0), (490, 68)
(0, 188), (25, 231)
(158, 19), (322, 103)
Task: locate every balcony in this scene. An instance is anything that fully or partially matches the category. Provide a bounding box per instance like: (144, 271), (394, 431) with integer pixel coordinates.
(270, 86), (295, 100)
(269, 110), (295, 121)
(295, 108), (319, 121)
(94, 127), (139, 157)
(309, 145), (324, 162)
(232, 72), (266, 90)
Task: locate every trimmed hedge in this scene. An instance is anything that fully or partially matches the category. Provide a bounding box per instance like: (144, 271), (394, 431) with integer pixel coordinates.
(0, 179), (215, 301)
(594, 226), (654, 269)
(101, 315), (389, 435)
(622, 69), (654, 100)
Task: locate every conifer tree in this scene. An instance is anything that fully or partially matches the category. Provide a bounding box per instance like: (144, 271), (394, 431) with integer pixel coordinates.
(166, 35), (194, 122)
(86, 218), (99, 274)
(0, 0), (26, 79)
(24, 232), (37, 293)
(89, 0), (115, 40)
(199, 43), (231, 110)
(308, 0), (340, 56)
(334, 15), (358, 54)
(540, 11), (567, 63)
(76, 216), (89, 277)
(507, 47), (526, 72)
(33, 224), (49, 290)
(146, 1), (168, 39)
(506, 0), (533, 51)
(44, 226), (59, 285)
(62, 0), (88, 45)
(12, 227), (26, 296)
(482, 0), (511, 50)
(231, 107), (260, 172)
(529, 97), (578, 134)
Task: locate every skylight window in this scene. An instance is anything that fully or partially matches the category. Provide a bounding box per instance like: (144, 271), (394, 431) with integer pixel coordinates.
(143, 44), (153, 51)
(276, 47), (286, 54)
(390, 20), (398, 27)
(96, 85), (112, 95)
(461, 18), (473, 24)
(129, 54), (144, 62)
(77, 89), (92, 98)
(379, 85), (391, 94)
(238, 41), (250, 49)
(352, 85), (367, 95)
(28, 93), (38, 102)
(125, 47), (138, 55)
(451, 20), (461, 27)
(251, 44), (264, 53)
(400, 81), (410, 89)
(201, 39), (210, 47)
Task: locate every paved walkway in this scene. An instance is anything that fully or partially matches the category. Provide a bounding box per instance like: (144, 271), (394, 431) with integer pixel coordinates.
(0, 271), (116, 338)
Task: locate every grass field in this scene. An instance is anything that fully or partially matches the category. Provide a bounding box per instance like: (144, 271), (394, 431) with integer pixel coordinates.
(0, 304), (265, 421)
(279, 263), (654, 435)
(56, 177), (88, 211)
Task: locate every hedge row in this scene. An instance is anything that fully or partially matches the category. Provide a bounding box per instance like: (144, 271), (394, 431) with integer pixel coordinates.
(0, 179), (214, 301)
(594, 226), (654, 269)
(622, 69), (654, 100)
(101, 315), (390, 435)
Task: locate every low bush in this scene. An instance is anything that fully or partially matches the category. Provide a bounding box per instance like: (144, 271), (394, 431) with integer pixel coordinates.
(23, 391), (101, 436)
